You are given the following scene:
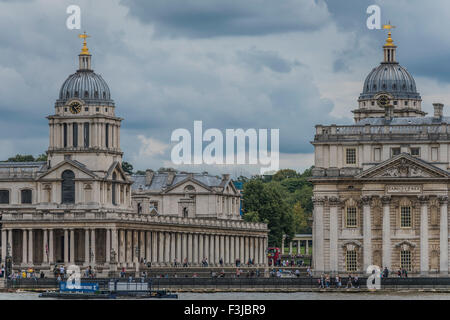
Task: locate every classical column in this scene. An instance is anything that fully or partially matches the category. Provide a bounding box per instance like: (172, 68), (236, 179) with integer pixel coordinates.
(198, 234), (204, 264)
(152, 232), (158, 264)
(244, 237), (249, 264)
(215, 235), (220, 265)
(193, 234), (199, 265)
(381, 196), (391, 270)
(219, 235), (225, 263)
(64, 229), (69, 264)
(176, 233), (182, 263)
(230, 236), (235, 265)
(419, 196), (429, 274)
(254, 237), (259, 265)
(27, 229), (33, 265)
(146, 231), (151, 262)
(22, 230), (28, 264)
(328, 197), (340, 272)
(209, 235), (215, 266)
(289, 241), (292, 255)
(170, 233), (176, 264)
(182, 233), (188, 264)
(312, 197), (325, 273)
(164, 232), (170, 265)
(69, 229), (75, 263)
(43, 229), (48, 264)
(306, 239), (309, 255)
(439, 196), (448, 273)
(225, 236), (230, 265)
(235, 237), (240, 264)
(106, 229), (111, 264)
(112, 229), (118, 263)
(281, 235), (285, 255)
(260, 238), (265, 266)
(240, 236), (244, 263)
(188, 233), (193, 264)
(204, 235), (209, 264)
(139, 231), (145, 262)
(158, 232), (164, 264)
(1, 229), (6, 264)
(126, 230), (132, 266)
(132, 230), (139, 263)
(49, 229), (54, 264)
(362, 196), (372, 271)
(7, 230), (12, 260)
(91, 229), (96, 266)
(119, 229), (125, 265)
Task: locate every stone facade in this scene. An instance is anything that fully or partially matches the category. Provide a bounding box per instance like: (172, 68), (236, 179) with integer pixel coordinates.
(311, 31), (450, 275)
(0, 38), (268, 276)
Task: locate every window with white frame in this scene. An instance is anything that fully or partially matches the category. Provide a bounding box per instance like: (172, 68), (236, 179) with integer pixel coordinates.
(431, 147), (439, 162)
(400, 250), (411, 271)
(374, 147), (381, 162)
(346, 148), (356, 165)
(346, 250), (357, 272)
(346, 207), (357, 227)
(400, 206), (412, 228)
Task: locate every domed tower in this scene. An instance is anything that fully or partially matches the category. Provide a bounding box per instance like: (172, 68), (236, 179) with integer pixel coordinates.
(353, 25), (425, 122)
(47, 33), (123, 172)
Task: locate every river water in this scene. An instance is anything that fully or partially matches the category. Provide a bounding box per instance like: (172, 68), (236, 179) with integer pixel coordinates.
(2, 291), (450, 300)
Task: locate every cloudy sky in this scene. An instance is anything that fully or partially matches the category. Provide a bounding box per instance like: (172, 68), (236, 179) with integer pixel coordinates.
(1, 0), (450, 176)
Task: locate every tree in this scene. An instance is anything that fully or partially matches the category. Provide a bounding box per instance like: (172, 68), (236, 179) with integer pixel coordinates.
(6, 154), (35, 162)
(135, 170), (146, 175)
(36, 154), (47, 162)
(273, 169), (300, 181)
(122, 161), (133, 175)
(292, 202), (310, 234)
(242, 211), (260, 223)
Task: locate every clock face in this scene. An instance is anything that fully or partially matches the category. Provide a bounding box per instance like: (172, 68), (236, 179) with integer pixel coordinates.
(377, 94), (390, 107)
(69, 102), (82, 114)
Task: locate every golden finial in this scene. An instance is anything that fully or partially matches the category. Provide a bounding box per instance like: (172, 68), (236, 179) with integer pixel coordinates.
(78, 31), (91, 55)
(382, 22), (396, 46)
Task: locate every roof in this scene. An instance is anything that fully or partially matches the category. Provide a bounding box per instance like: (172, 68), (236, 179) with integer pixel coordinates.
(131, 172), (227, 192)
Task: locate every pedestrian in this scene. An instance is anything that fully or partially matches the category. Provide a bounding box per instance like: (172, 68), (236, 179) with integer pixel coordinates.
(383, 267), (389, 278)
(347, 274), (352, 288)
(219, 258), (223, 267)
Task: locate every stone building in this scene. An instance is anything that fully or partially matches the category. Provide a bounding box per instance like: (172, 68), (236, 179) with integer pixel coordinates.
(0, 35), (268, 276)
(311, 28), (450, 275)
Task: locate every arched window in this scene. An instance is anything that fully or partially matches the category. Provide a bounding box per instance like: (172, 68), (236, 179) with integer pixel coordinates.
(112, 172), (117, 205)
(61, 170), (75, 204)
(21, 189), (32, 204)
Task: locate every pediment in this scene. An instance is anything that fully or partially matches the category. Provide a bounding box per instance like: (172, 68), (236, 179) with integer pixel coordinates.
(36, 160), (98, 180)
(163, 178), (212, 194)
(356, 153), (449, 179)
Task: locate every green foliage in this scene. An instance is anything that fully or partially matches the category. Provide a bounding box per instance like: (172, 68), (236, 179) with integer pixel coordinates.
(122, 161), (134, 175)
(241, 167), (313, 247)
(135, 170), (146, 175)
(4, 154), (48, 162)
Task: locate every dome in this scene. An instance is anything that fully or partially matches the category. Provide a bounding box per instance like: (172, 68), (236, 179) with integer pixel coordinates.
(359, 62), (420, 100)
(57, 70), (113, 105)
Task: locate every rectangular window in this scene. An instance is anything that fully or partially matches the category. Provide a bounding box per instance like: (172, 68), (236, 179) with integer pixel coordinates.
(63, 123), (68, 147)
(374, 148), (381, 162)
(73, 123), (78, 147)
(391, 147), (401, 157)
(346, 250), (357, 272)
(411, 147), (420, 157)
(346, 207), (357, 227)
(21, 189), (32, 204)
(105, 123), (109, 148)
(84, 123), (90, 148)
(346, 148), (356, 165)
(431, 147), (438, 161)
(0, 190), (10, 204)
(400, 250), (411, 271)
(400, 206), (412, 228)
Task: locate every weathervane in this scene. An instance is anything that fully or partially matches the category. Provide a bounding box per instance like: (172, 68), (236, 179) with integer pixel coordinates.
(382, 22), (395, 46)
(78, 31), (91, 55)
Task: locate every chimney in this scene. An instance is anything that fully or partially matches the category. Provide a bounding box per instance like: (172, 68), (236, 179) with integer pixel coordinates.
(222, 174), (230, 181)
(145, 169), (154, 186)
(167, 171), (176, 185)
(433, 103), (444, 119)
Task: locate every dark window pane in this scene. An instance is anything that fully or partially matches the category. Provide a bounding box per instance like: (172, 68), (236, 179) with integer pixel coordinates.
(63, 123), (68, 147)
(84, 123), (90, 148)
(112, 172), (117, 205)
(0, 190), (9, 204)
(73, 123), (78, 147)
(61, 170), (75, 204)
(105, 123), (109, 148)
(21, 189), (32, 204)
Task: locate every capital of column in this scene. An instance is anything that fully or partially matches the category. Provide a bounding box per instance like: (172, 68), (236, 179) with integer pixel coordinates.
(360, 195), (371, 206)
(328, 196), (341, 207)
(381, 195), (391, 205)
(438, 196), (448, 205)
(418, 195), (429, 204)
(312, 196), (325, 206)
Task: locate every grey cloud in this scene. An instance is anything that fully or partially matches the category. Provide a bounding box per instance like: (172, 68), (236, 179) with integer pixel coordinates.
(120, 0), (331, 38)
(237, 48), (301, 73)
